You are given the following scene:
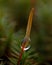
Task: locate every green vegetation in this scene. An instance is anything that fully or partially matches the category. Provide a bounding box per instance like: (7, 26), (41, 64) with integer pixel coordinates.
(0, 0), (52, 65)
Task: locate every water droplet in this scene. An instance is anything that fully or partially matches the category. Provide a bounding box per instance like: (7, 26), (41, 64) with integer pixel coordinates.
(21, 45), (30, 51)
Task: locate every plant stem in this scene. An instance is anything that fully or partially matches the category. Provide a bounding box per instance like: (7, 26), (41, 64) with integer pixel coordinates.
(17, 8), (34, 65)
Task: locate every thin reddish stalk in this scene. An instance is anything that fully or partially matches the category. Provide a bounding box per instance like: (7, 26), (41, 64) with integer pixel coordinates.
(17, 40), (26, 65)
(17, 0), (35, 65)
(17, 8), (34, 65)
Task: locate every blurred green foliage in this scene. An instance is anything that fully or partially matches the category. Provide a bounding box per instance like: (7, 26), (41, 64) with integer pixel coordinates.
(0, 0), (52, 65)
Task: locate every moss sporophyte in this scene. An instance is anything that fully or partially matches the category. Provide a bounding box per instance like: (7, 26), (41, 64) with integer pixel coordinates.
(17, 8), (34, 65)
